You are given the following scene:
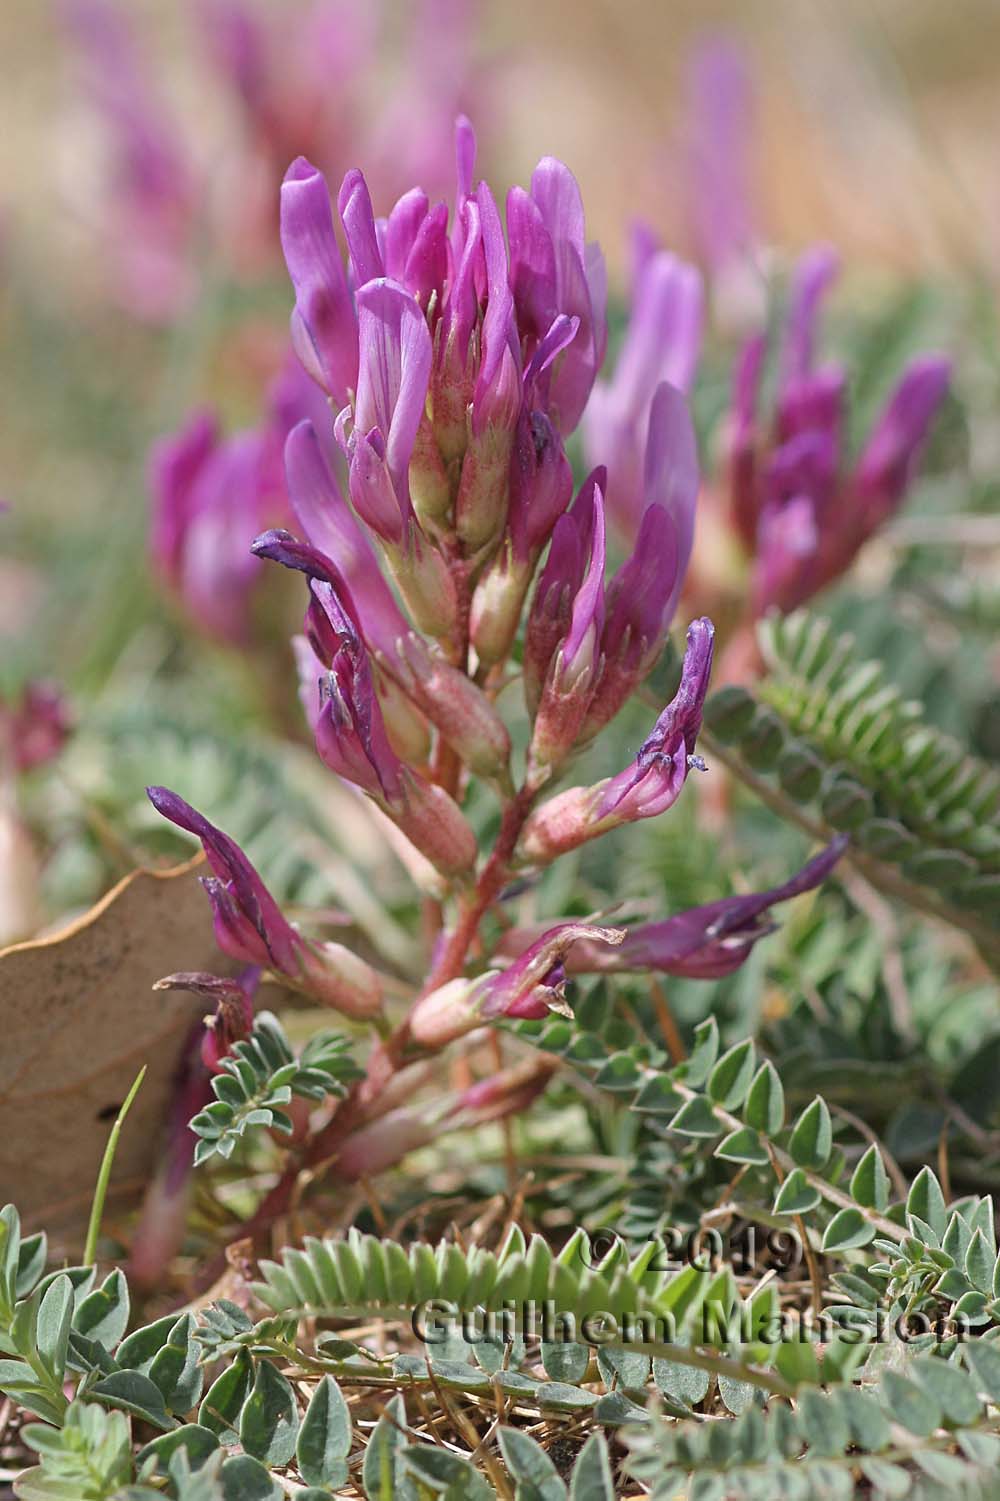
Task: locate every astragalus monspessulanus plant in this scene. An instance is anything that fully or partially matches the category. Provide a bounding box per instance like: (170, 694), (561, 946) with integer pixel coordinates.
(143, 120), (842, 1264)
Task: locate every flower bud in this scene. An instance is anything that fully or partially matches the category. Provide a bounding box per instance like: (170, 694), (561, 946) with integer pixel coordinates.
(396, 770), (478, 881)
(395, 633), (511, 782)
(409, 974), (492, 1048)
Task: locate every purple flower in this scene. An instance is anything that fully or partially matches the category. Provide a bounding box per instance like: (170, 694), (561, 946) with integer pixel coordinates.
(684, 36), (756, 280)
(147, 786), (304, 973)
(282, 419), (411, 663)
(309, 587), (406, 803)
(568, 839), (848, 978)
(410, 922), (624, 1046)
(479, 922), (624, 1022)
(523, 474), (607, 773)
(148, 356), (320, 644)
(2, 682), (72, 774)
(583, 235), (703, 539)
(524, 472), (606, 711)
(519, 618), (715, 864)
(523, 159), (608, 433)
(60, 0), (196, 320)
(281, 157), (359, 405)
(343, 278), (432, 544)
(146, 786), (383, 1015)
(726, 248), (951, 617)
(153, 968), (258, 1072)
(149, 416), (284, 644)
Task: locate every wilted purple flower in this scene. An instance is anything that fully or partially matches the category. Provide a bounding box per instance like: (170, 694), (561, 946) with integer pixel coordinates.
(410, 921), (624, 1047)
(519, 618), (714, 864)
(583, 232), (703, 538)
(146, 786), (383, 1016)
(309, 587), (406, 802)
(153, 968), (259, 1072)
(255, 524), (507, 780)
(565, 838), (848, 978)
(282, 420), (411, 663)
(727, 248), (951, 617)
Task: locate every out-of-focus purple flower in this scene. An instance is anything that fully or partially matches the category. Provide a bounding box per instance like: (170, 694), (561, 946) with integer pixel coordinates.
(146, 786), (383, 1015)
(583, 233), (703, 539)
(726, 248), (951, 618)
(1, 682), (72, 774)
(60, 0), (196, 320)
(519, 618), (714, 865)
(149, 415), (284, 644)
(684, 36), (756, 281)
(148, 355), (326, 644)
(566, 838), (848, 979)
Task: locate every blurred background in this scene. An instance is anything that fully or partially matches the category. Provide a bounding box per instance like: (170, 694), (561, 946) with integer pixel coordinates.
(1, 0), (998, 939)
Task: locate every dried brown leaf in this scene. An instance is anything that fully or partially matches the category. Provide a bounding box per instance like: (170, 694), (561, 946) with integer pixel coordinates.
(0, 856), (219, 1231)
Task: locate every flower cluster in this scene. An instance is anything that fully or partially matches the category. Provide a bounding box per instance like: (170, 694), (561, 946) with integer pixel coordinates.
(60, 0), (487, 318)
(148, 357), (326, 644)
(143, 121), (848, 1252)
(726, 247), (951, 621)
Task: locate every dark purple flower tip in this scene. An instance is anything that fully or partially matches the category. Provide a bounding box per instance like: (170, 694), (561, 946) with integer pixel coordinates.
(146, 786), (301, 974)
(251, 525), (338, 579)
(583, 836), (848, 979)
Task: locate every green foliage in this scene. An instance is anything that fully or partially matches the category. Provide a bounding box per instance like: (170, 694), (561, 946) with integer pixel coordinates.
(625, 1358), (1000, 1499)
(703, 610), (1000, 965)
(189, 1011), (361, 1165)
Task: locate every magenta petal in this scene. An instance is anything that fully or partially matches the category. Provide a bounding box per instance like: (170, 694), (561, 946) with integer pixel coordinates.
(338, 167), (385, 287)
(354, 278), (432, 495)
(281, 157), (358, 404)
(781, 245), (839, 385)
(473, 181), (519, 431)
(507, 184), (556, 342)
(383, 187), (430, 281)
(561, 482), (606, 674)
